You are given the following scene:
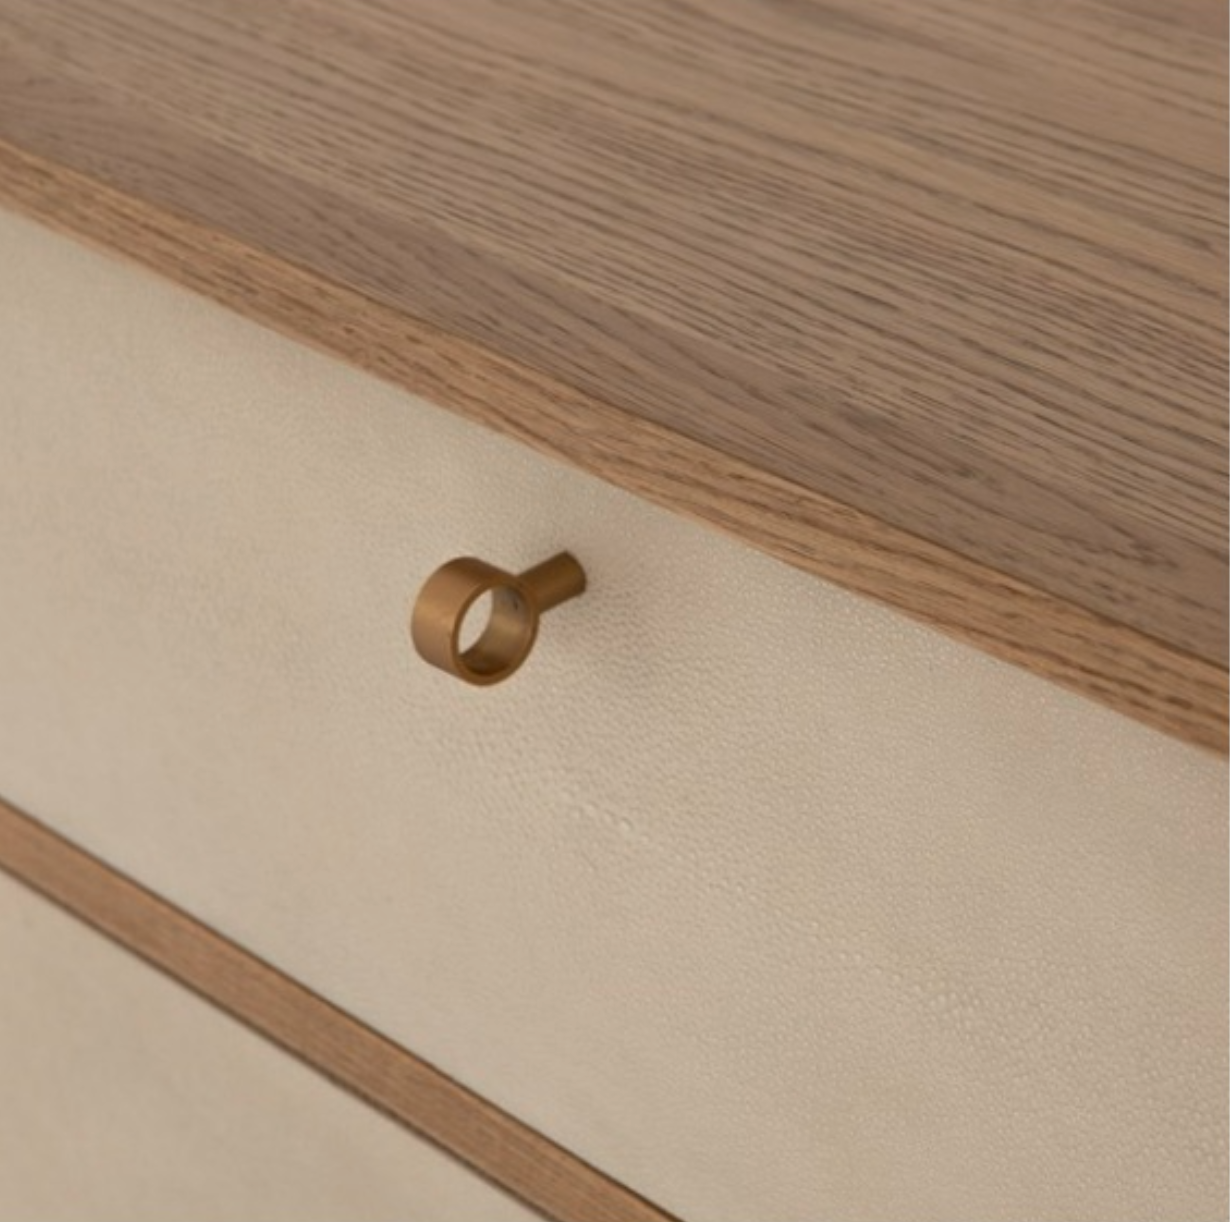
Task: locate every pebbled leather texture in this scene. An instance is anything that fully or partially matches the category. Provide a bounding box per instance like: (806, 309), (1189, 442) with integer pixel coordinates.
(0, 207), (1226, 1222)
(0, 870), (535, 1222)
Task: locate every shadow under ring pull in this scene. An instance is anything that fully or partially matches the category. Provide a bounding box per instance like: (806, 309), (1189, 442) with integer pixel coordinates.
(410, 552), (586, 685)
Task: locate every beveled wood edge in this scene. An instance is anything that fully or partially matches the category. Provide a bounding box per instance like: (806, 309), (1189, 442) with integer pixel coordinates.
(0, 138), (1224, 753)
(0, 795), (680, 1222)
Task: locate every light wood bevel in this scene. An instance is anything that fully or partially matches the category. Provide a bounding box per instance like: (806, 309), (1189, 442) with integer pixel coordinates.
(0, 795), (679, 1222)
(0, 138), (1223, 751)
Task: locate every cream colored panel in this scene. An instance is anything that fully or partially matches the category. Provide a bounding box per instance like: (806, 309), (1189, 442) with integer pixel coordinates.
(0, 207), (1226, 1221)
(0, 872), (534, 1222)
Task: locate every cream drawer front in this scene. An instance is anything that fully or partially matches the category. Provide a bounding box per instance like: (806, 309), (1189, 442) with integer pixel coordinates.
(1, 209), (1226, 1221)
(0, 871), (533, 1222)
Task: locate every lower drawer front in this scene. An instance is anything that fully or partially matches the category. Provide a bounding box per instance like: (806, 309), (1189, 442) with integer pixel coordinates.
(1, 207), (1226, 1221)
(0, 871), (532, 1222)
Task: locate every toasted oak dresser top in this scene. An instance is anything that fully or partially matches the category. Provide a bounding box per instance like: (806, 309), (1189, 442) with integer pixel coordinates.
(0, 0), (1225, 748)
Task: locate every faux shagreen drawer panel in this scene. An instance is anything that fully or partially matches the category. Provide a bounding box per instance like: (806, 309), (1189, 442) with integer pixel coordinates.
(0, 870), (535, 1222)
(0, 208), (1226, 1221)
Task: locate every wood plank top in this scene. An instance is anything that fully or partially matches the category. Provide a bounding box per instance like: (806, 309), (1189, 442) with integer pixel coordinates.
(0, 0), (1225, 746)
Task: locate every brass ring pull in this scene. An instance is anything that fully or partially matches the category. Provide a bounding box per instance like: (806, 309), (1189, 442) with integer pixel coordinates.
(410, 552), (586, 685)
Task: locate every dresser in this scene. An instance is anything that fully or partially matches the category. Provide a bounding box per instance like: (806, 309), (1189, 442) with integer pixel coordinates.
(0, 3), (1226, 1220)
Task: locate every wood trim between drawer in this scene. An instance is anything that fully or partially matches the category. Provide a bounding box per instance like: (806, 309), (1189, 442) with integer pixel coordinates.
(0, 795), (679, 1222)
(0, 140), (1224, 754)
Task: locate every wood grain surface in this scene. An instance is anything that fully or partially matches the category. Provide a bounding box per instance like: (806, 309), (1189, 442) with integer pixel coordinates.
(0, 794), (679, 1222)
(0, 0), (1225, 745)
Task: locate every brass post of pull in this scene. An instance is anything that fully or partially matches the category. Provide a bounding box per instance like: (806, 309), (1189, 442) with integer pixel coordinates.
(410, 552), (586, 685)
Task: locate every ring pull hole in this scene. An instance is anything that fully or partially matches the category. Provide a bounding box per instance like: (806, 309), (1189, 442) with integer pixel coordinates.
(458, 591), (494, 652)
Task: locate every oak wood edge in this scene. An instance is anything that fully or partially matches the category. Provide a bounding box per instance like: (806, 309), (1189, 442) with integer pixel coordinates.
(0, 795), (680, 1222)
(0, 138), (1224, 754)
